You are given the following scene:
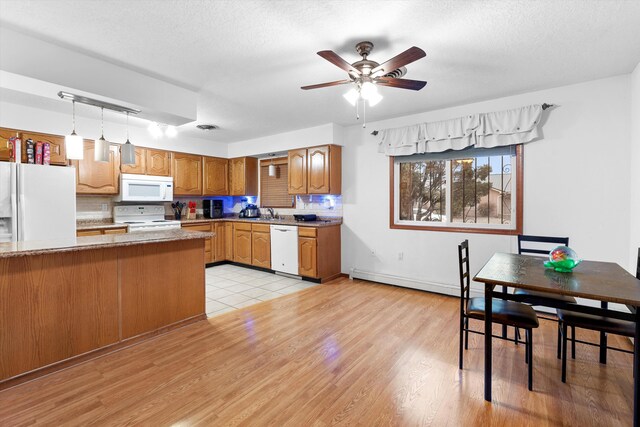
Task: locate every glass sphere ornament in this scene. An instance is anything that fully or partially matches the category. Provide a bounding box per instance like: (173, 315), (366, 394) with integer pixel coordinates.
(543, 245), (582, 272)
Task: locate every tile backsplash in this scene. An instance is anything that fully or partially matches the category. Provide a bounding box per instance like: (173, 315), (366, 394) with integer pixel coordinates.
(77, 194), (342, 220)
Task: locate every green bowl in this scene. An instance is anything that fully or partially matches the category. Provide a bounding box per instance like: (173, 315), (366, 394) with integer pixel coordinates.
(544, 259), (581, 273)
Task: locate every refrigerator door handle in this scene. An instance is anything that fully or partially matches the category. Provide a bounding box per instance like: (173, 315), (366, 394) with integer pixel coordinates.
(17, 192), (25, 241)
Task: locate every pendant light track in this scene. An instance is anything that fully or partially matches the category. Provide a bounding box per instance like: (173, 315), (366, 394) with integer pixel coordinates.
(57, 91), (140, 115)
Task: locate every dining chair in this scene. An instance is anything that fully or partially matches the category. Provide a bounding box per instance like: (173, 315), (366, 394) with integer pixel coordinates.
(556, 248), (640, 383)
(458, 240), (540, 390)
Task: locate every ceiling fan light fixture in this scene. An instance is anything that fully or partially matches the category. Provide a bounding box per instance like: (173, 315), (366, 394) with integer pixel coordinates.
(343, 88), (360, 106)
(367, 91), (383, 107)
(360, 81), (378, 100)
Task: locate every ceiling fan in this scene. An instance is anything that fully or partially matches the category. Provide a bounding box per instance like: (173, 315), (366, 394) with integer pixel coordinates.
(301, 41), (427, 107)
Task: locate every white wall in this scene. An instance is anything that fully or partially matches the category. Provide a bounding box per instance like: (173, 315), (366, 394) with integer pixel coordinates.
(631, 62), (640, 272)
(342, 75), (632, 295)
(0, 100), (227, 157)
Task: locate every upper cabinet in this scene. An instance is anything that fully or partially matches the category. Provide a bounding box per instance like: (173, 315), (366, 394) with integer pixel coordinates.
(0, 128), (19, 162)
(71, 141), (120, 194)
(229, 157), (258, 196)
(146, 149), (171, 176)
(288, 144), (341, 195)
(203, 156), (229, 196)
(20, 132), (67, 166)
(121, 147), (171, 176)
(172, 152), (203, 195)
(120, 147), (146, 174)
(287, 148), (307, 195)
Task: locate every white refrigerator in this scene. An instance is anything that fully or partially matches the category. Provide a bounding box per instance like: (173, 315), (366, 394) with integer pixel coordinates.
(0, 163), (76, 243)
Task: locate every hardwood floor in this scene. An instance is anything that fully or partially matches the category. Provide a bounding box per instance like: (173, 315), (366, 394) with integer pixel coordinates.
(0, 278), (634, 426)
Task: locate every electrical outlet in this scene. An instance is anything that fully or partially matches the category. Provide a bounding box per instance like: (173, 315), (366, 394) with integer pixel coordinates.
(398, 252), (404, 261)
(101, 203), (109, 212)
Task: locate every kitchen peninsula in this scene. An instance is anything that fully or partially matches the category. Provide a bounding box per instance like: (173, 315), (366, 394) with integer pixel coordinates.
(0, 229), (209, 389)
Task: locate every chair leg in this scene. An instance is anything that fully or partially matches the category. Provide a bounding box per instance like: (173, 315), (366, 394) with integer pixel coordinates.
(501, 286), (508, 338)
(515, 327), (520, 345)
(599, 331), (607, 364)
(464, 318), (469, 350)
(528, 329), (533, 391)
(562, 322), (568, 383)
(557, 321), (562, 360)
(525, 330), (529, 364)
(459, 314), (464, 370)
(571, 325), (576, 359)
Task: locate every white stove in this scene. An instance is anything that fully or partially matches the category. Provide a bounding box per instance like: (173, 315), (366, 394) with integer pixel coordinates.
(113, 205), (181, 233)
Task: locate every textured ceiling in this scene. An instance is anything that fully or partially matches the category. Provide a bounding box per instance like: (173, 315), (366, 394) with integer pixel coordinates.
(1, 0), (640, 143)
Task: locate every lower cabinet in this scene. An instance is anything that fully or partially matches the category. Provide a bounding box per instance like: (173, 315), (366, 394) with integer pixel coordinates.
(298, 237), (318, 277)
(224, 222), (234, 260)
(234, 223), (252, 264)
(251, 224), (271, 268)
(298, 225), (341, 281)
(181, 223), (213, 263)
(77, 227), (127, 237)
(214, 222), (226, 262)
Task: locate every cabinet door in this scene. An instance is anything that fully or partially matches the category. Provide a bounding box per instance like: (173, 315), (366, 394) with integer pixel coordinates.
(0, 127), (19, 161)
(146, 149), (171, 176)
(224, 222), (234, 260)
(214, 222), (226, 261)
(103, 228), (127, 235)
(77, 229), (103, 237)
(120, 147), (146, 174)
(251, 231), (271, 268)
(307, 145), (330, 194)
(72, 141), (120, 194)
(20, 132), (67, 165)
(203, 157), (229, 195)
(234, 228), (252, 264)
(298, 237), (318, 278)
(172, 153), (203, 195)
(229, 158), (245, 195)
(288, 148), (307, 194)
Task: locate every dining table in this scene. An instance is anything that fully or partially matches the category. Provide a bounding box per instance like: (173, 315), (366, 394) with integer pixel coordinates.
(473, 252), (640, 427)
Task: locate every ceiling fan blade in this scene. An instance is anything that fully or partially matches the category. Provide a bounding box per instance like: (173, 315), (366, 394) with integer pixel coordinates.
(370, 46), (426, 75)
(317, 50), (361, 76)
(375, 77), (427, 91)
(301, 79), (352, 90)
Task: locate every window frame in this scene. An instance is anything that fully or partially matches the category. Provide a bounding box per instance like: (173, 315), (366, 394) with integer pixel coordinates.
(389, 144), (523, 235)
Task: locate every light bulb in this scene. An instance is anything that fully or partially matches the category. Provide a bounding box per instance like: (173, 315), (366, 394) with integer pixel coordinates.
(65, 132), (84, 160)
(165, 125), (177, 137)
(148, 122), (162, 138)
(121, 141), (136, 165)
(343, 88), (359, 106)
(94, 137), (110, 162)
(367, 91), (383, 107)
(360, 81), (378, 100)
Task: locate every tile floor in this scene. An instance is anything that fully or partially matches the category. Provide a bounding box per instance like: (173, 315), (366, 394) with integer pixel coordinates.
(205, 264), (319, 317)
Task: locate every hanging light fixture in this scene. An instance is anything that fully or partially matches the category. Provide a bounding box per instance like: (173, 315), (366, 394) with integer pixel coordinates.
(65, 100), (84, 160)
(121, 112), (136, 165)
(268, 154), (276, 177)
(165, 125), (178, 137)
(94, 107), (110, 162)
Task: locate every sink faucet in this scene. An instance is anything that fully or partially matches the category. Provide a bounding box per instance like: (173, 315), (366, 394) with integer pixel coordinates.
(267, 208), (275, 219)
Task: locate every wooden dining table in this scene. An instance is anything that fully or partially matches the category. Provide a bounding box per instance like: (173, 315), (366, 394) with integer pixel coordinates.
(474, 252), (640, 427)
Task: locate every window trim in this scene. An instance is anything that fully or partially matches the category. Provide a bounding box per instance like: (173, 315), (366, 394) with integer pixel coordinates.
(388, 144), (523, 235)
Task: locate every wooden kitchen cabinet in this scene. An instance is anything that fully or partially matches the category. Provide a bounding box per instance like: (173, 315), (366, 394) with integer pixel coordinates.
(146, 149), (171, 176)
(234, 223), (252, 264)
(71, 141), (120, 195)
(77, 227), (127, 237)
(224, 222), (234, 260)
(287, 145), (341, 195)
(181, 222), (213, 263)
(120, 147), (146, 174)
(214, 222), (226, 262)
(251, 224), (271, 268)
(287, 148), (307, 195)
(229, 157), (258, 196)
(0, 127), (19, 161)
(298, 225), (341, 281)
(172, 152), (203, 195)
(20, 132), (67, 166)
(203, 156), (229, 195)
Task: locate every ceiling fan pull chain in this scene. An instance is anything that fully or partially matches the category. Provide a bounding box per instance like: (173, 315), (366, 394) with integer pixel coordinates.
(363, 100), (367, 128)
(356, 98), (360, 121)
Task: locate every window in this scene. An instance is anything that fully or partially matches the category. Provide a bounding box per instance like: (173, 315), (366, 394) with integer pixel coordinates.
(391, 145), (522, 234)
(260, 158), (294, 208)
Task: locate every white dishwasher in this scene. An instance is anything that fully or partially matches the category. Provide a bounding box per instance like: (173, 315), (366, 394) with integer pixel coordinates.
(270, 225), (299, 275)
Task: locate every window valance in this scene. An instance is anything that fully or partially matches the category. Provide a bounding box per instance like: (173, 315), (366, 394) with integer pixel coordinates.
(377, 104), (543, 156)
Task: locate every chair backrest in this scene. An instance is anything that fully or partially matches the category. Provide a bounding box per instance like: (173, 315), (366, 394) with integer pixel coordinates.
(518, 234), (570, 257)
(458, 240), (471, 302)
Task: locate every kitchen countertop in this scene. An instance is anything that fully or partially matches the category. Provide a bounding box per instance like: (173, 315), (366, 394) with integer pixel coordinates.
(0, 229), (213, 259)
(178, 216), (343, 227)
(76, 220), (130, 231)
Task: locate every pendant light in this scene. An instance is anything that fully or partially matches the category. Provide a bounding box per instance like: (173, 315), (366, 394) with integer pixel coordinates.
(268, 154), (276, 177)
(121, 112), (136, 165)
(65, 100), (84, 160)
(94, 107), (110, 162)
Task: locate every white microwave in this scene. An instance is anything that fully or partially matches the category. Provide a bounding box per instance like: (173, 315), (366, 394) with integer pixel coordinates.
(115, 174), (173, 202)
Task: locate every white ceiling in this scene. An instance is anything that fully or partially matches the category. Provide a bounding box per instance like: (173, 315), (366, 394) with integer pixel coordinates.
(1, 0), (640, 143)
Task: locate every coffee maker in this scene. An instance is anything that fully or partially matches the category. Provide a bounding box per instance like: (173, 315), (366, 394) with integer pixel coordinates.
(203, 200), (223, 219)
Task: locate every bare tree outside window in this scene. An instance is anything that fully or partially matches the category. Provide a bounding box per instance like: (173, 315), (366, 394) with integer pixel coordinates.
(399, 160), (446, 222)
